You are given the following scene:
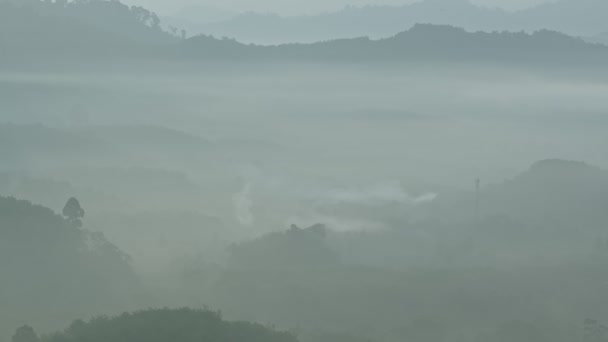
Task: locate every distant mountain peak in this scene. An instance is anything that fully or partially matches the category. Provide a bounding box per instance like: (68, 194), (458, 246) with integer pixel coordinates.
(516, 159), (607, 186)
(528, 159), (597, 174)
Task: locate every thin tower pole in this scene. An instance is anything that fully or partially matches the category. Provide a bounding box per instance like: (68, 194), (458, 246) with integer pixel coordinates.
(475, 177), (480, 223)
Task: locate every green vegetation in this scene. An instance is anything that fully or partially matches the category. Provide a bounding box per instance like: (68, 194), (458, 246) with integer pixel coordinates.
(38, 308), (297, 342)
(2, 1), (608, 342)
(0, 195), (139, 339)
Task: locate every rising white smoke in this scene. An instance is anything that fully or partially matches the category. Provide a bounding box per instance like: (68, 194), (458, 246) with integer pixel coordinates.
(233, 182), (254, 226)
(231, 165), (437, 231)
(316, 181), (437, 206)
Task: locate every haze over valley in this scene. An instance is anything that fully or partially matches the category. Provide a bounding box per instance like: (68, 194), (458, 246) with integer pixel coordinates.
(2, 1), (608, 342)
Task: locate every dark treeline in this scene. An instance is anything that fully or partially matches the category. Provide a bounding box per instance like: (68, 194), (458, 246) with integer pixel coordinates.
(1, 0), (608, 67)
(181, 24), (607, 65)
(0, 195), (140, 338)
(19, 308), (297, 342)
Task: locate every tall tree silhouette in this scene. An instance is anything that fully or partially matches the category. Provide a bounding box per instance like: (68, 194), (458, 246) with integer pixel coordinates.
(12, 325), (39, 342)
(63, 197), (85, 227)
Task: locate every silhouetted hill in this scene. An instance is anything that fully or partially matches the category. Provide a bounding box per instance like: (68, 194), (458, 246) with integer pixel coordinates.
(189, 0), (608, 44)
(412, 158), (608, 266)
(181, 24), (608, 65)
(39, 308), (297, 342)
(0, 195), (139, 339)
(228, 224), (337, 270)
(485, 159), (608, 224)
(428, 159), (608, 237)
(2, 1), (607, 67)
(196, 0), (506, 45)
(0, 0), (174, 64)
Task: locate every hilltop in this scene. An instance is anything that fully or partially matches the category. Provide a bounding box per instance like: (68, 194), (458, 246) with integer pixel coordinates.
(36, 308), (297, 342)
(2, 0), (608, 67)
(180, 0), (608, 44)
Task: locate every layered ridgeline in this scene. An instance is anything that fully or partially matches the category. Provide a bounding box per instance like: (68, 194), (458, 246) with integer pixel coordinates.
(180, 25), (607, 65)
(181, 0), (608, 45)
(5, 160), (608, 342)
(0, 195), (140, 340)
(180, 161), (608, 342)
(1, 0), (608, 66)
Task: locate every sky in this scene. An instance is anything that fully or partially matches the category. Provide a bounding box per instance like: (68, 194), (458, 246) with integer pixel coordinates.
(122, 0), (555, 16)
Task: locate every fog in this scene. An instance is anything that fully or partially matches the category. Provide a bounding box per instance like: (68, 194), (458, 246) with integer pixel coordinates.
(2, 1), (608, 342)
(130, 0), (550, 17)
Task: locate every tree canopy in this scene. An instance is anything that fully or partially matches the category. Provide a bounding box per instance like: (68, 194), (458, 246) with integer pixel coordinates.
(41, 308), (298, 342)
(0, 195), (138, 340)
(62, 197), (85, 227)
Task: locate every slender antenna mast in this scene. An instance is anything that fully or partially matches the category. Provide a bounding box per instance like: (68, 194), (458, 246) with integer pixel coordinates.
(475, 177), (481, 223)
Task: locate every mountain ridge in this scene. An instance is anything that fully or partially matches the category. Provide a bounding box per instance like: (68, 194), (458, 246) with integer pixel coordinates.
(180, 0), (608, 45)
(179, 24), (608, 65)
(2, 0), (608, 67)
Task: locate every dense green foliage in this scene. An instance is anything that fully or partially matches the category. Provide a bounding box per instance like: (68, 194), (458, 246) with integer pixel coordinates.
(228, 224), (337, 270)
(41, 308), (297, 342)
(0, 195), (139, 339)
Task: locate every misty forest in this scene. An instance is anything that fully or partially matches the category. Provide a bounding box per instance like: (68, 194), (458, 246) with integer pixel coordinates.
(2, 0), (608, 341)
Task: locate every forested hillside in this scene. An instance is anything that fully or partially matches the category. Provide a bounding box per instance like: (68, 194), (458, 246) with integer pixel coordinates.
(33, 308), (297, 342)
(2, 0), (608, 66)
(0, 195), (140, 338)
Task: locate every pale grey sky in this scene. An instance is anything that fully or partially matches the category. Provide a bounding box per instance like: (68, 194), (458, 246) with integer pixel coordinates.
(123, 0), (554, 16)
